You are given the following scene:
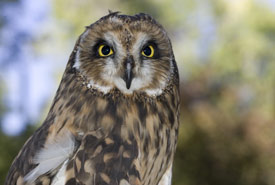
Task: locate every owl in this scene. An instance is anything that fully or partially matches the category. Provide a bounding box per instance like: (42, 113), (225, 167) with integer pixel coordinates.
(5, 12), (180, 185)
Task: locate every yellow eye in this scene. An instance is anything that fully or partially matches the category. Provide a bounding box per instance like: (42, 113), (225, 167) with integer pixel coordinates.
(142, 45), (154, 58)
(98, 44), (113, 57)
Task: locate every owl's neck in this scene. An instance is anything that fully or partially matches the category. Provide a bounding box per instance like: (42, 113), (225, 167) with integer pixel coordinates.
(48, 69), (178, 136)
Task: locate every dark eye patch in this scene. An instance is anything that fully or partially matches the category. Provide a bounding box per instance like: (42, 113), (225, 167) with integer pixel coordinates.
(141, 41), (159, 59)
(93, 40), (114, 58)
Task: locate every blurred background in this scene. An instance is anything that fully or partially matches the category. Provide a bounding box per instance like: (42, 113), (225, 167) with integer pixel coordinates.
(0, 0), (275, 184)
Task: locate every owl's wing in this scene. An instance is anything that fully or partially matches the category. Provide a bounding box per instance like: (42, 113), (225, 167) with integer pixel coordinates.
(5, 129), (141, 185)
(69, 131), (142, 185)
(24, 131), (76, 184)
(4, 127), (77, 185)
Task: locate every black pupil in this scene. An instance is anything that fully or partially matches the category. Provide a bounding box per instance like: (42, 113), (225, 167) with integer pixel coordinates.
(143, 46), (152, 56)
(101, 45), (110, 55)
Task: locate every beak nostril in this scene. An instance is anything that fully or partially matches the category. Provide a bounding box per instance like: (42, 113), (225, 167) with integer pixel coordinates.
(124, 56), (134, 66)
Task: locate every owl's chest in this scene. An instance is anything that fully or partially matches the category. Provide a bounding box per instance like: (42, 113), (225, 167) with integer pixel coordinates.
(66, 96), (178, 184)
(94, 100), (178, 184)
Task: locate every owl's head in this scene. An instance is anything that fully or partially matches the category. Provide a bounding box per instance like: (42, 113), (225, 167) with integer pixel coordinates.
(72, 12), (177, 96)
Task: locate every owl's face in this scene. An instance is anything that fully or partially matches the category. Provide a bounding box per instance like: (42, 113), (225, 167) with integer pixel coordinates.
(73, 13), (175, 96)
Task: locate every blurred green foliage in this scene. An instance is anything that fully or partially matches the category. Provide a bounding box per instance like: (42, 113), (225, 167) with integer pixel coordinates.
(1, 0), (275, 184)
(0, 126), (35, 182)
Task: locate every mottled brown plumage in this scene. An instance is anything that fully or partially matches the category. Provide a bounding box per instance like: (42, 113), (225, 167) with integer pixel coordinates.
(5, 12), (180, 185)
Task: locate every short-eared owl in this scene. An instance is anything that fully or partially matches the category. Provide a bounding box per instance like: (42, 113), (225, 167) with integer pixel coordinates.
(5, 12), (180, 185)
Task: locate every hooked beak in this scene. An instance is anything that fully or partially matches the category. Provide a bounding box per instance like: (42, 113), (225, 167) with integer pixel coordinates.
(123, 57), (134, 89)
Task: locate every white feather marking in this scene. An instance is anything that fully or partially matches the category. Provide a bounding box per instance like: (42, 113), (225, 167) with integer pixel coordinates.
(131, 77), (148, 91)
(24, 131), (75, 183)
(88, 79), (112, 94)
(158, 164), (172, 185)
(73, 29), (90, 70)
(73, 49), (81, 69)
(51, 159), (68, 185)
(145, 88), (163, 96)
